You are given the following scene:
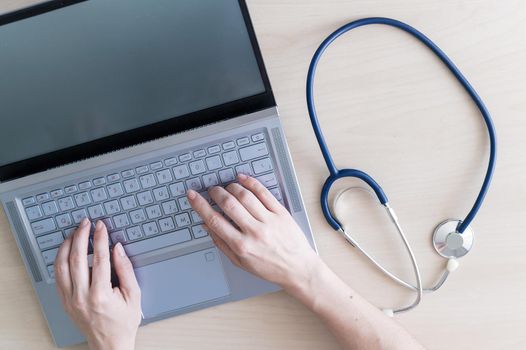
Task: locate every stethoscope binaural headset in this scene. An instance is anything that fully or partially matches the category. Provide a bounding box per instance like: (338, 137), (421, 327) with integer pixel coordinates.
(306, 17), (497, 315)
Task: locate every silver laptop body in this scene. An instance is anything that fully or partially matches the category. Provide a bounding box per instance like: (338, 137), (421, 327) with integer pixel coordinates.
(0, 0), (316, 347)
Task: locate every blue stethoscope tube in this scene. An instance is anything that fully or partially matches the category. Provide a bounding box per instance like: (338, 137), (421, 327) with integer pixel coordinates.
(307, 17), (497, 234)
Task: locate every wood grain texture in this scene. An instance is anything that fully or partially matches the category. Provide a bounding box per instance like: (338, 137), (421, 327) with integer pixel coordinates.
(1, 1), (525, 349)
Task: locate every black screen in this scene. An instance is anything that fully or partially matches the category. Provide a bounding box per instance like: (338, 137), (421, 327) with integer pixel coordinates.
(0, 0), (266, 168)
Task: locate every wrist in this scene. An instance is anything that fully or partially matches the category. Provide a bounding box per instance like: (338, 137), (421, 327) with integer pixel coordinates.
(282, 253), (326, 306)
(88, 334), (136, 350)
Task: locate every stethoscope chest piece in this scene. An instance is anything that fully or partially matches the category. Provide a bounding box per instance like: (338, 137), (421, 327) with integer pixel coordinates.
(432, 219), (474, 259)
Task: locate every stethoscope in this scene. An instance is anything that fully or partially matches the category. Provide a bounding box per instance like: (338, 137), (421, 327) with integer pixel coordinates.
(306, 17), (497, 315)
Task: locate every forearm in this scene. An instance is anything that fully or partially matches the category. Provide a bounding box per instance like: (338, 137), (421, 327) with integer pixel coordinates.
(284, 258), (424, 350)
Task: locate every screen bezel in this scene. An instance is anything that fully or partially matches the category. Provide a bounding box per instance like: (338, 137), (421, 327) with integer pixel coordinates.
(0, 0), (275, 182)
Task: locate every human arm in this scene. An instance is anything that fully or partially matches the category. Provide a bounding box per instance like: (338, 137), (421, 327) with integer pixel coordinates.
(188, 174), (424, 350)
(54, 219), (141, 350)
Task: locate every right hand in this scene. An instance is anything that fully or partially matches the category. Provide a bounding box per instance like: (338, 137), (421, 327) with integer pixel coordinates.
(187, 174), (321, 291)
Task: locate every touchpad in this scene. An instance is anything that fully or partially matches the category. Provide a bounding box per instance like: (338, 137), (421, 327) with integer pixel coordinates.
(134, 247), (230, 319)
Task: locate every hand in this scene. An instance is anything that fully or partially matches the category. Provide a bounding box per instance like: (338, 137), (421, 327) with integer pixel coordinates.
(187, 174), (320, 292)
(54, 219), (141, 350)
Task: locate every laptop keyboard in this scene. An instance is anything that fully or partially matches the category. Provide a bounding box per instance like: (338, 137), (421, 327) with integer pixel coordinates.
(20, 131), (283, 279)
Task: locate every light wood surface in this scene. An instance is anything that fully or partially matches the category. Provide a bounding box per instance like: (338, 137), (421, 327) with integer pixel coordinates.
(1, 1), (525, 349)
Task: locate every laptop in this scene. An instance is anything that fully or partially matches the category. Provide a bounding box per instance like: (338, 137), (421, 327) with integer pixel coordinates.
(0, 0), (316, 347)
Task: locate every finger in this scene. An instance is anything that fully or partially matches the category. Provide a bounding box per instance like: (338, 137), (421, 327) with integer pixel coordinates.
(208, 186), (260, 230)
(238, 174), (285, 213)
(90, 221), (111, 292)
(112, 243), (140, 303)
(54, 236), (73, 299)
(187, 190), (243, 247)
(225, 182), (269, 221)
(205, 225), (241, 267)
(69, 218), (91, 297)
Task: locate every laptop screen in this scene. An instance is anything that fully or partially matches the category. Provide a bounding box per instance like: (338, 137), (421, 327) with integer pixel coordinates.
(0, 0), (273, 180)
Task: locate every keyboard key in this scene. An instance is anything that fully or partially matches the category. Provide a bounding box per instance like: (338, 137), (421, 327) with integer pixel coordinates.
(222, 141), (235, 150)
(189, 160), (206, 175)
(63, 227), (76, 238)
(207, 145), (221, 154)
(42, 201), (58, 216)
(235, 164), (253, 176)
(71, 209), (88, 224)
(150, 161), (163, 170)
(122, 169), (135, 178)
(37, 231), (64, 250)
(114, 214), (130, 229)
(251, 132), (265, 142)
(237, 137), (250, 146)
(104, 200), (121, 215)
(202, 173), (219, 188)
(173, 165), (190, 180)
(179, 153), (192, 162)
(169, 182), (186, 197)
(145, 205), (162, 219)
(102, 218), (114, 231)
(205, 155), (222, 171)
(139, 174), (156, 188)
(191, 211), (203, 224)
(123, 179), (140, 193)
(256, 173), (278, 187)
(161, 200), (178, 215)
(107, 173), (121, 182)
(25, 205), (43, 221)
(58, 197), (75, 211)
(120, 195), (137, 210)
(219, 168), (235, 183)
(137, 191), (154, 206)
(91, 187), (108, 202)
(186, 177), (203, 192)
(124, 229), (192, 256)
(239, 143), (269, 162)
(252, 158), (273, 174)
(87, 205), (105, 219)
(153, 186), (170, 201)
(64, 185), (78, 194)
(269, 187), (282, 200)
(136, 165), (149, 174)
(126, 226), (143, 240)
(175, 213), (191, 228)
(75, 192), (91, 206)
(47, 265), (55, 279)
(42, 248), (59, 265)
(164, 157), (178, 166)
(156, 169), (173, 184)
(50, 189), (64, 198)
(192, 225), (208, 238)
(56, 213), (73, 228)
(93, 177), (106, 186)
(159, 217), (175, 232)
(178, 197), (191, 210)
(110, 231), (127, 245)
(22, 197), (36, 206)
(107, 183), (124, 198)
(143, 221), (160, 237)
(78, 181), (92, 190)
(223, 151), (239, 166)
(36, 193), (50, 202)
(130, 209), (146, 224)
(193, 149), (206, 158)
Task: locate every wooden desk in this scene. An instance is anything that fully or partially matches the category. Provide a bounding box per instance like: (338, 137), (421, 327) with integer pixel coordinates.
(1, 1), (525, 349)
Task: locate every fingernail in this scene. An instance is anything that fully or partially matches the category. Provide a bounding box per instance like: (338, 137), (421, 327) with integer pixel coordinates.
(238, 173), (248, 180)
(187, 189), (197, 200)
(96, 220), (104, 230)
(115, 242), (126, 257)
(81, 218), (90, 227)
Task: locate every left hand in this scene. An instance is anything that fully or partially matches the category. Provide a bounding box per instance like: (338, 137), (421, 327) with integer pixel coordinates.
(54, 219), (142, 350)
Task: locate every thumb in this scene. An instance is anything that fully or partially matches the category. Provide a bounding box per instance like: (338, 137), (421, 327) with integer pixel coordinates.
(112, 243), (141, 303)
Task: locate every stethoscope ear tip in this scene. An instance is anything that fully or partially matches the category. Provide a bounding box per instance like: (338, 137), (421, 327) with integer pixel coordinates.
(381, 309), (394, 317)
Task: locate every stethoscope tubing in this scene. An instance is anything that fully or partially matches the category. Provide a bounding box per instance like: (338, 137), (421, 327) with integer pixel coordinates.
(307, 17), (497, 234)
